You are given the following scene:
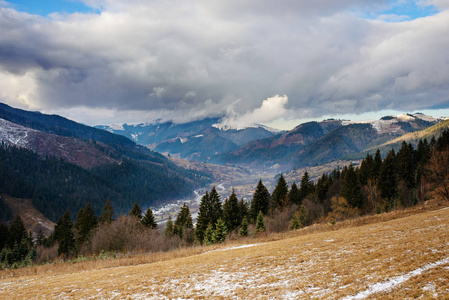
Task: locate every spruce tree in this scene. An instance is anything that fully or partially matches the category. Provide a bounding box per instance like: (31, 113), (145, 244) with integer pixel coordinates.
(195, 191), (211, 243)
(255, 211), (266, 234)
(250, 179), (270, 221)
(272, 174), (289, 209)
(0, 223), (8, 250)
(99, 200), (115, 224)
(379, 149), (397, 203)
(203, 223), (214, 245)
(223, 190), (240, 232)
(396, 141), (415, 189)
(288, 182), (301, 205)
(174, 203), (193, 238)
(298, 171), (314, 203)
(239, 216), (248, 237)
(195, 187), (223, 243)
(164, 216), (174, 237)
(36, 229), (45, 246)
(237, 199), (249, 226)
(315, 174), (331, 203)
(212, 219), (227, 243)
(74, 202), (98, 248)
(373, 149), (382, 180)
(142, 207), (158, 229)
(340, 164), (363, 208)
(129, 201), (143, 220)
(359, 153), (374, 186)
(7, 215), (27, 249)
(54, 210), (75, 257)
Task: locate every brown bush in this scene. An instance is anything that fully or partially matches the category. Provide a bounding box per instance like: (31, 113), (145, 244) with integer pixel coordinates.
(87, 215), (182, 254)
(36, 245), (58, 264)
(266, 205), (298, 233)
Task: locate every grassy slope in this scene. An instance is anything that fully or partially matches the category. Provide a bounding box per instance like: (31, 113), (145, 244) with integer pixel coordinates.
(1, 200), (448, 299)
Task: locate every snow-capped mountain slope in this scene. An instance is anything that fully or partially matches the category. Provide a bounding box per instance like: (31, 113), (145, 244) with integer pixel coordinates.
(96, 118), (279, 161)
(0, 117), (118, 168)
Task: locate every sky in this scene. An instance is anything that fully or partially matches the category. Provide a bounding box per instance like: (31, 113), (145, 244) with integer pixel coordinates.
(1, 0), (449, 130)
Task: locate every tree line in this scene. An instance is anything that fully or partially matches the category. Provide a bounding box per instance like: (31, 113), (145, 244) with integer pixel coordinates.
(1, 129), (449, 268)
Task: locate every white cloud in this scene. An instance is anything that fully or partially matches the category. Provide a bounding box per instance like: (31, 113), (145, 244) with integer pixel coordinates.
(0, 0), (448, 127)
(215, 95), (288, 130)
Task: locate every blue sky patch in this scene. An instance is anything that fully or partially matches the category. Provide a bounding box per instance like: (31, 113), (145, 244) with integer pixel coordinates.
(364, 0), (439, 22)
(4, 0), (98, 15)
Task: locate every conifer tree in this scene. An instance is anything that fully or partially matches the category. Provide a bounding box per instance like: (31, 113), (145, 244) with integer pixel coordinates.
(250, 179), (270, 221)
(99, 200), (115, 224)
(212, 219), (227, 243)
(223, 190), (240, 232)
(379, 149), (397, 204)
(74, 202), (98, 248)
(288, 182), (301, 205)
(54, 210), (75, 257)
(373, 149), (383, 180)
(174, 203), (193, 238)
(237, 199), (249, 226)
(239, 216), (248, 237)
(359, 153), (374, 186)
(298, 171), (314, 203)
(7, 215), (27, 248)
(272, 174), (289, 208)
(255, 211), (266, 234)
(164, 216), (174, 237)
(340, 164), (363, 208)
(195, 187), (223, 243)
(142, 207), (158, 229)
(396, 141), (415, 189)
(203, 223), (214, 245)
(129, 201), (143, 219)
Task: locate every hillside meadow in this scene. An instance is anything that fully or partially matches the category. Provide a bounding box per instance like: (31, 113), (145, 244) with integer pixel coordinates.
(1, 199), (448, 299)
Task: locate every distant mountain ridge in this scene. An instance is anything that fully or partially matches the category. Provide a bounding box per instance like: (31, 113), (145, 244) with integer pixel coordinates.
(0, 103), (210, 222)
(212, 113), (443, 170)
(96, 118), (279, 161)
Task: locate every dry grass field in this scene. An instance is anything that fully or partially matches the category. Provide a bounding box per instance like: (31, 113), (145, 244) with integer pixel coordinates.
(1, 200), (449, 299)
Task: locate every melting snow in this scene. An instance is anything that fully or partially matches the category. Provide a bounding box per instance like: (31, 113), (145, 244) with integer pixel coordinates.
(342, 257), (449, 299)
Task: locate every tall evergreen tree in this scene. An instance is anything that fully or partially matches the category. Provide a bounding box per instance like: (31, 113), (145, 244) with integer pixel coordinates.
(255, 211), (266, 234)
(250, 179), (270, 221)
(222, 190), (240, 232)
(396, 141), (415, 189)
(288, 182), (301, 205)
(74, 202), (97, 248)
(164, 216), (174, 237)
(237, 199), (249, 226)
(99, 200), (115, 224)
(298, 171), (314, 203)
(239, 216), (248, 237)
(129, 201), (143, 220)
(359, 153), (374, 185)
(340, 164), (362, 208)
(315, 175), (331, 203)
(142, 207), (158, 229)
(7, 215), (27, 249)
(54, 210), (75, 257)
(174, 203), (193, 238)
(272, 174), (289, 208)
(379, 149), (397, 203)
(195, 187), (223, 243)
(373, 149), (383, 180)
(212, 219), (228, 243)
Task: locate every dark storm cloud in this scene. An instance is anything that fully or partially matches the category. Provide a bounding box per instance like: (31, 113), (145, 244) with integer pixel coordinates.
(0, 0), (448, 125)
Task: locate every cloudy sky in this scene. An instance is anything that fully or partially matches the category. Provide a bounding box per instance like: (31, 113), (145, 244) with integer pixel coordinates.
(1, 0), (449, 129)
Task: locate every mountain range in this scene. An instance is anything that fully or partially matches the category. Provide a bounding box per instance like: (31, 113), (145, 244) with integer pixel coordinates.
(99, 113), (443, 171)
(0, 103), (210, 223)
(96, 118), (280, 161)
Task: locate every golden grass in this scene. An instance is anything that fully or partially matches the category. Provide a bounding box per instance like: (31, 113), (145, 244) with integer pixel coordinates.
(1, 199), (449, 299)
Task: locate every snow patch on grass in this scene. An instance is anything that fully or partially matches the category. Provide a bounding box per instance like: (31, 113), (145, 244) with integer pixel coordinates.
(342, 257), (449, 299)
